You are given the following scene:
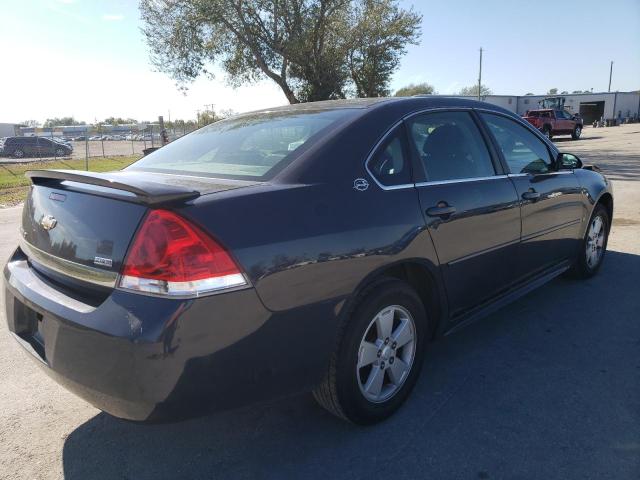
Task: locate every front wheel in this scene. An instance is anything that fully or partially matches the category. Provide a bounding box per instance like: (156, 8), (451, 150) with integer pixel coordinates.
(55, 147), (66, 156)
(13, 149), (25, 159)
(313, 279), (428, 424)
(542, 126), (552, 139)
(569, 204), (609, 278)
(572, 125), (582, 140)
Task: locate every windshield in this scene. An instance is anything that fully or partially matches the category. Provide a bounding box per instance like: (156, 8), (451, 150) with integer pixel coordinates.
(127, 108), (358, 180)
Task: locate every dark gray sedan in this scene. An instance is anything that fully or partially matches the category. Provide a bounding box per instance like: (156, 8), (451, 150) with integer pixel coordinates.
(3, 97), (612, 424)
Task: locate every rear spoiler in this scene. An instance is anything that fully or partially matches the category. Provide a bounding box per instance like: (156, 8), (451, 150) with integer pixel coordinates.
(26, 169), (200, 205)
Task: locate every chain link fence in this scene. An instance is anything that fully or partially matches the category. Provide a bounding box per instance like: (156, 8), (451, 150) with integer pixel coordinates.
(0, 122), (200, 166)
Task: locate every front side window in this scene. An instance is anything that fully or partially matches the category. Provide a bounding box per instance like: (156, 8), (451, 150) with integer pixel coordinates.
(367, 127), (412, 187)
(481, 113), (552, 174)
(128, 109), (358, 180)
(407, 111), (495, 182)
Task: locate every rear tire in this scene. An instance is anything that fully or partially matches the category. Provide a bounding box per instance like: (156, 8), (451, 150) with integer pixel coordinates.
(569, 204), (609, 278)
(542, 125), (553, 139)
(572, 125), (582, 140)
(313, 279), (428, 424)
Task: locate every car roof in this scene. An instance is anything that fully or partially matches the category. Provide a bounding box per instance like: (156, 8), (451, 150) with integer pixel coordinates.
(231, 96), (513, 121)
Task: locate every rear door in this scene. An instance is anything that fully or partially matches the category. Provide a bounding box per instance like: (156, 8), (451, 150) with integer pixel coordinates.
(406, 110), (522, 317)
(479, 112), (584, 280)
(37, 138), (54, 156)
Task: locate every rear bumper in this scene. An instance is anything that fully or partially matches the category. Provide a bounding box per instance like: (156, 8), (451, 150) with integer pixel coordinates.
(3, 247), (328, 422)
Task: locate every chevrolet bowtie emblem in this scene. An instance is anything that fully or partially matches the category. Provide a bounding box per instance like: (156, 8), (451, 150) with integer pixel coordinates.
(40, 214), (57, 231)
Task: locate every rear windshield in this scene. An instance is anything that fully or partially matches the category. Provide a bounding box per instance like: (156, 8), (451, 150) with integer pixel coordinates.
(127, 109), (357, 180)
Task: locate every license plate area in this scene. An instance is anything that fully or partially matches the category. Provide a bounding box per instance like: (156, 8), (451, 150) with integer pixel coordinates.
(13, 298), (46, 361)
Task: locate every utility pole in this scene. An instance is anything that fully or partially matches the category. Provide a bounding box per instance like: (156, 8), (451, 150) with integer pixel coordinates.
(608, 61), (613, 92)
(478, 47), (483, 101)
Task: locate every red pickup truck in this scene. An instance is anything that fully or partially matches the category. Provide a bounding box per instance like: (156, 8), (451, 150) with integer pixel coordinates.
(523, 109), (583, 140)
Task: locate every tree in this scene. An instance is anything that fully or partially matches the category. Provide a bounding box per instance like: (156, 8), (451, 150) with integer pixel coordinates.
(43, 117), (86, 127)
(346, 1), (422, 97)
(459, 84), (492, 96)
(394, 82), (435, 96)
(547, 88), (558, 95)
(140, 0), (421, 103)
(560, 90), (568, 94)
(20, 120), (40, 127)
(525, 92), (535, 96)
(197, 110), (224, 127)
(103, 117), (137, 125)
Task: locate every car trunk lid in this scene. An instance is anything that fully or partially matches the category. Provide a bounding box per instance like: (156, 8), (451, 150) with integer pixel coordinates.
(20, 169), (256, 296)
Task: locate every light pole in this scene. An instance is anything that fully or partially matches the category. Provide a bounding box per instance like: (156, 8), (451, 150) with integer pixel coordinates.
(478, 47), (483, 101)
(608, 61), (613, 92)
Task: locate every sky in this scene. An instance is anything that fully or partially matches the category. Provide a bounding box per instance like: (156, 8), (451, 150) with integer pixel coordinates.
(0, 0), (638, 124)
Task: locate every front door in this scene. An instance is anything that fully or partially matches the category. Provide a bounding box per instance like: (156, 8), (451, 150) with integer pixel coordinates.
(554, 110), (573, 134)
(480, 112), (584, 280)
(406, 110), (522, 317)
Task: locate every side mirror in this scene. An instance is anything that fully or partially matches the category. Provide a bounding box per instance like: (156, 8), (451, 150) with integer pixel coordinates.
(558, 152), (582, 170)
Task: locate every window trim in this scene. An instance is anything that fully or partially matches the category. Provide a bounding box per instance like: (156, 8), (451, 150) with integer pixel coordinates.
(363, 106), (558, 191)
(415, 174), (508, 188)
(364, 120), (414, 190)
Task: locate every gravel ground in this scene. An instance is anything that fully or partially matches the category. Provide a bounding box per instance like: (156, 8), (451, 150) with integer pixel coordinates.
(0, 125), (638, 479)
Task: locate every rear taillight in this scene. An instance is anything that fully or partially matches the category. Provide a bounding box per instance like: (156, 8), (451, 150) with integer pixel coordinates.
(118, 209), (247, 296)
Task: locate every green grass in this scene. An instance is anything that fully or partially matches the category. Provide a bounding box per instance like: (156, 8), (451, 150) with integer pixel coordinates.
(0, 155), (140, 207)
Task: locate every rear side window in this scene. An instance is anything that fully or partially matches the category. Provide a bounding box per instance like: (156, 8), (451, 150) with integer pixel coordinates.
(128, 109), (358, 181)
(367, 127), (412, 187)
(406, 111), (495, 182)
(481, 113), (552, 174)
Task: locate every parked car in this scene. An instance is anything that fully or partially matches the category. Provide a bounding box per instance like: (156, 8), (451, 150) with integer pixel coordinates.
(89, 136), (102, 141)
(0, 136), (72, 158)
(3, 98), (613, 424)
(73, 136), (86, 142)
(53, 137), (71, 147)
(523, 108), (583, 140)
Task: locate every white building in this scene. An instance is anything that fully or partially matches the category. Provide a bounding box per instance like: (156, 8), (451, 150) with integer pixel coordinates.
(454, 91), (640, 123)
(0, 123), (19, 137)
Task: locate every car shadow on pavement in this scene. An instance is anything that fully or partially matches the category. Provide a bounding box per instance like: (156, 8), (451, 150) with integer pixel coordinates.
(553, 136), (603, 142)
(62, 250), (640, 480)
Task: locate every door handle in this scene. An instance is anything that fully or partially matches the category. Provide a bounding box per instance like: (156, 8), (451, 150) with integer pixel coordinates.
(522, 190), (541, 200)
(426, 204), (457, 217)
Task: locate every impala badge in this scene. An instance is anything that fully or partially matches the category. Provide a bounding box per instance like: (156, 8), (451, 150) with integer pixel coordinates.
(40, 215), (57, 231)
(353, 178), (369, 191)
(94, 256), (113, 268)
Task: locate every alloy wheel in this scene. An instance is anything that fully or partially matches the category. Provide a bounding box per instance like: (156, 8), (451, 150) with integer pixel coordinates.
(356, 305), (416, 403)
(586, 215), (605, 268)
